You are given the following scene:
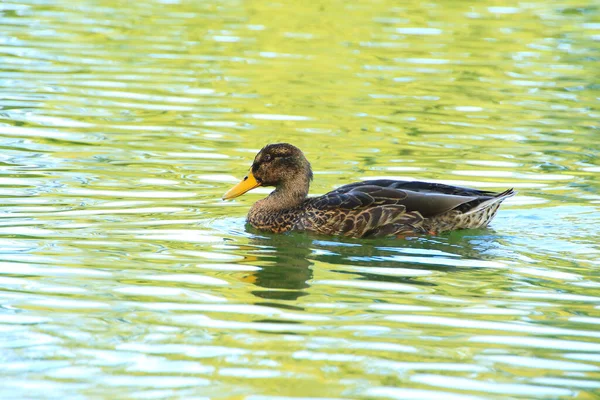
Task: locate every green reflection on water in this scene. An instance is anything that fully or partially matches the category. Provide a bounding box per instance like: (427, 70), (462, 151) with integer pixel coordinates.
(0, 0), (599, 398)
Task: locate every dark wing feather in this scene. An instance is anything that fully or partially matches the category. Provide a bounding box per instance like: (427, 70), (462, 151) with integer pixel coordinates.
(322, 183), (488, 217)
(332, 179), (497, 197)
(302, 180), (504, 237)
(301, 185), (418, 237)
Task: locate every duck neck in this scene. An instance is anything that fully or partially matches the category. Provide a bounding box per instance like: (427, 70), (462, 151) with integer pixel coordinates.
(250, 176), (310, 218)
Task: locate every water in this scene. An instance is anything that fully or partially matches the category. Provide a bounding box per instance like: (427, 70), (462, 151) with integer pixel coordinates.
(1, 0), (599, 398)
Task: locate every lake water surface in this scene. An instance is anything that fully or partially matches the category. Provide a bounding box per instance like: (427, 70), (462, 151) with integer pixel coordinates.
(1, 0), (600, 398)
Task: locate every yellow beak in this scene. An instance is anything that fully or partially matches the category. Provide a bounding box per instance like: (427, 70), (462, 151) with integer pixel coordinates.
(222, 171), (261, 200)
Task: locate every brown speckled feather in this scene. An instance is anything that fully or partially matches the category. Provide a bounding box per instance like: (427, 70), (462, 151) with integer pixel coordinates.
(295, 180), (513, 237)
(298, 184), (426, 237)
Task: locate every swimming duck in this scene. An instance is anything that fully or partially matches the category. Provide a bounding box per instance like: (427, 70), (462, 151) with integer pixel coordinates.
(223, 143), (514, 238)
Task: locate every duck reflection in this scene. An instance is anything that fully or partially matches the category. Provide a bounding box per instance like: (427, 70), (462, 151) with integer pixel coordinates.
(240, 227), (506, 303)
(243, 231), (314, 302)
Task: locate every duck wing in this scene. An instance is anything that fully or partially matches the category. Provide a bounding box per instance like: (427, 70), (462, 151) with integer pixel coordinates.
(302, 180), (505, 238)
(331, 179), (496, 197)
(303, 191), (423, 238)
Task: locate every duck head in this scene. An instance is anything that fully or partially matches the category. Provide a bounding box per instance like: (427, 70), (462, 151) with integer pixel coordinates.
(223, 143), (313, 200)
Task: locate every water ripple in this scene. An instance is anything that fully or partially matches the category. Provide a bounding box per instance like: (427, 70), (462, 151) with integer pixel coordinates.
(1, 0), (599, 398)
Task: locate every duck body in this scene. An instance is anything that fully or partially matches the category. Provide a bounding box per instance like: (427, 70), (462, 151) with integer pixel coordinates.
(247, 179), (514, 237)
(224, 144), (514, 239)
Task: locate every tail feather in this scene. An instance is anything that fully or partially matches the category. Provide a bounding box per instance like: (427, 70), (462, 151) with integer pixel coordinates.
(495, 188), (516, 199)
(463, 188), (515, 215)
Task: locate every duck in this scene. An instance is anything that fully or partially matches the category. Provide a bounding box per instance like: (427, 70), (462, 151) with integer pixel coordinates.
(223, 143), (514, 238)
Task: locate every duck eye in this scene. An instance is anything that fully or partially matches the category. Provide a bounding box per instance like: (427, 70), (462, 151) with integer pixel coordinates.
(263, 154), (272, 162)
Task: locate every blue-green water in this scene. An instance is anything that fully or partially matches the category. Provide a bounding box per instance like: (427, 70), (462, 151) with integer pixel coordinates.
(1, 0), (599, 398)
